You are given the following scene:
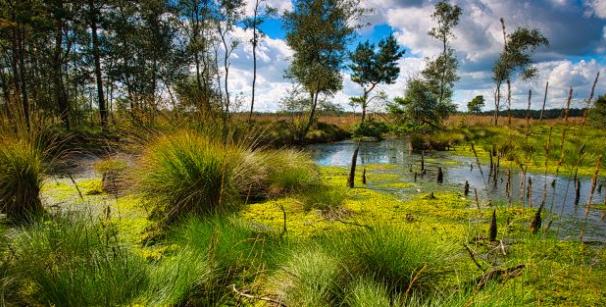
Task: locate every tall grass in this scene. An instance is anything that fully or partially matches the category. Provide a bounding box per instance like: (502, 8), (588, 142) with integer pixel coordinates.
(275, 224), (455, 306)
(137, 131), (241, 223)
(7, 216), (148, 306)
(0, 139), (45, 221)
(141, 215), (283, 305)
(137, 130), (318, 224)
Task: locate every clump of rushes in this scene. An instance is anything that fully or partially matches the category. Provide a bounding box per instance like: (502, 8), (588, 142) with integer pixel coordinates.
(0, 139), (45, 222)
(8, 216), (149, 306)
(344, 278), (391, 307)
(143, 215), (282, 306)
(137, 131), (241, 223)
(276, 225), (453, 305)
(262, 149), (319, 195)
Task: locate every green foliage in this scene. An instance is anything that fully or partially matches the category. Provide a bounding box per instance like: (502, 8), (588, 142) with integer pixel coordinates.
(0, 139), (44, 221)
(344, 278), (391, 307)
(588, 94), (606, 128)
(467, 95), (485, 113)
(493, 23), (549, 114)
(284, 0), (362, 95)
(422, 1), (462, 104)
(276, 224), (454, 305)
(352, 119), (390, 139)
(137, 131), (240, 223)
(154, 215), (282, 305)
(8, 216), (149, 306)
(389, 79), (455, 133)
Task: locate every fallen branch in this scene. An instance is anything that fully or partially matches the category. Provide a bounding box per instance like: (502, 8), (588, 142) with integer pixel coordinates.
(475, 264), (525, 290)
(231, 284), (287, 307)
(463, 244), (486, 271)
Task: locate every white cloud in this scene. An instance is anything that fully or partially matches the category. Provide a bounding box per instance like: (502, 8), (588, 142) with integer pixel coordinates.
(223, 0), (606, 112)
(587, 0), (606, 18)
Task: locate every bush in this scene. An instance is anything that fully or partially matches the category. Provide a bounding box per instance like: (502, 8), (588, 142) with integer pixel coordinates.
(353, 120), (390, 139)
(8, 216), (149, 306)
(137, 131), (241, 223)
(0, 139), (44, 221)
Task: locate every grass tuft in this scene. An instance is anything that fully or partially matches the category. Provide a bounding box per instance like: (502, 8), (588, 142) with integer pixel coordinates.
(0, 139), (45, 221)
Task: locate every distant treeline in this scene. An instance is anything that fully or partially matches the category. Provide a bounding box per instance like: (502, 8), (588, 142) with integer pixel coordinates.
(250, 108), (587, 119)
(474, 108), (586, 119)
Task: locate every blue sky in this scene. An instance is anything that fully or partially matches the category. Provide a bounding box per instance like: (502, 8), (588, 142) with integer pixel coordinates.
(228, 0), (606, 112)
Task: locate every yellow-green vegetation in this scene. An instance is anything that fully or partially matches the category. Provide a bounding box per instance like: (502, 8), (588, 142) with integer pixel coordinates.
(449, 123), (606, 177)
(135, 130), (319, 226)
(0, 138), (45, 221)
(2, 161), (605, 306)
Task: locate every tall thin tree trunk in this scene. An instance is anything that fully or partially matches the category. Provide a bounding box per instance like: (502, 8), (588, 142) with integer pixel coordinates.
(249, 0), (260, 123)
(17, 26), (30, 129)
(506, 79), (512, 128)
(90, 0), (107, 131)
(52, 15), (70, 130)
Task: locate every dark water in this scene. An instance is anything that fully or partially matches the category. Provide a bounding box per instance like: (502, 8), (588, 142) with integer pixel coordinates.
(307, 140), (606, 240)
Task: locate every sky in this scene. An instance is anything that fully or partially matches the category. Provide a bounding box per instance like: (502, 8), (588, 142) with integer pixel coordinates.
(226, 0), (606, 112)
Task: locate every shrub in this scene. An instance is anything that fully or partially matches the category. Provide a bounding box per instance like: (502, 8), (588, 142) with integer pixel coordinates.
(137, 131), (241, 223)
(352, 120), (390, 139)
(8, 216), (149, 306)
(0, 139), (44, 221)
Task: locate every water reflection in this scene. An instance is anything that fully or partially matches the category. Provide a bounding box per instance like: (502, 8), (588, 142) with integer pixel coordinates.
(307, 140), (606, 239)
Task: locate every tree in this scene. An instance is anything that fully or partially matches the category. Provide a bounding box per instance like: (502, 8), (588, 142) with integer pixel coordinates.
(349, 34), (405, 124)
(88, 0), (107, 130)
(493, 19), (548, 125)
(421, 0), (461, 106)
(389, 78), (446, 133)
(467, 95), (485, 113)
(347, 34), (404, 188)
(243, 0), (276, 123)
(284, 0), (363, 143)
(588, 94), (606, 128)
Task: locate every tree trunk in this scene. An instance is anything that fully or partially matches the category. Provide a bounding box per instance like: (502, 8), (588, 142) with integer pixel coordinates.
(506, 79), (511, 128)
(90, 0), (107, 131)
(52, 16), (70, 130)
(17, 26), (30, 129)
(347, 143), (360, 188)
(248, 0), (259, 123)
(301, 89), (320, 143)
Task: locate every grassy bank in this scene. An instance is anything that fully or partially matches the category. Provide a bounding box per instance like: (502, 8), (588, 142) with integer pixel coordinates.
(2, 160), (604, 306)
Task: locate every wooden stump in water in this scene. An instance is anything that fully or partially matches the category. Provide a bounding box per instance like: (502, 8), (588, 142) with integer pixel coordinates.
(489, 209), (498, 241)
(437, 167), (444, 184)
(574, 177), (581, 205)
(530, 206), (543, 234)
(464, 180), (470, 197)
(362, 168), (367, 185)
